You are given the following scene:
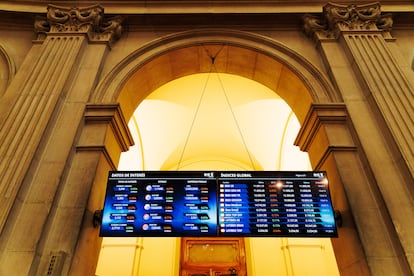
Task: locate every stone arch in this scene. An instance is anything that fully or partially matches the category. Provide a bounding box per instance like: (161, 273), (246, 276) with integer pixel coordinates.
(93, 29), (342, 123)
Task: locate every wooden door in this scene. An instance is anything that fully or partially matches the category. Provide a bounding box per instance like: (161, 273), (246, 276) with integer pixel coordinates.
(180, 237), (246, 276)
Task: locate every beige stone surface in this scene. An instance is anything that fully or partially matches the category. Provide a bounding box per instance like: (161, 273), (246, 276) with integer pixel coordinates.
(0, 2), (413, 275)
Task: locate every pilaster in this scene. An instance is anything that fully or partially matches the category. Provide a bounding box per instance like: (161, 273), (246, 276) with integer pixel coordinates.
(303, 2), (414, 274)
(0, 5), (125, 275)
(0, 28), (86, 233)
(33, 103), (133, 275)
(296, 103), (411, 275)
(304, 2), (414, 176)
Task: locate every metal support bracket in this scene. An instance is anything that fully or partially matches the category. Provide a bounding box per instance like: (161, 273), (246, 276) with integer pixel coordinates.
(93, 209), (103, 228)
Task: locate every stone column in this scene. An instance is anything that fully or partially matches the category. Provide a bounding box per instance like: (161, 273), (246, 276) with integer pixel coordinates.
(303, 2), (414, 274)
(0, 5), (126, 275)
(296, 104), (411, 275)
(33, 103), (133, 276)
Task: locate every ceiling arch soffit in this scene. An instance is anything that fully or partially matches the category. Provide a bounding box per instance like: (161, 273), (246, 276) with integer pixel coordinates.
(93, 29), (341, 124)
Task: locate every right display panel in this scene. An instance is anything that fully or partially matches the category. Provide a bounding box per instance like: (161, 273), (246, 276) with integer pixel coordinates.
(218, 171), (338, 237)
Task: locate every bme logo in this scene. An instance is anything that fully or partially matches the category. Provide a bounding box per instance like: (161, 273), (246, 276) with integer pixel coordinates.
(204, 172), (214, 178)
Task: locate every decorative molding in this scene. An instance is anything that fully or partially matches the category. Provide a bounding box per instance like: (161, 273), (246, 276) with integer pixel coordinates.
(303, 2), (393, 41)
(82, 103), (134, 152)
(34, 4), (123, 45)
(294, 103), (361, 169)
(75, 145), (117, 170)
(76, 103), (134, 170)
(295, 103), (353, 151)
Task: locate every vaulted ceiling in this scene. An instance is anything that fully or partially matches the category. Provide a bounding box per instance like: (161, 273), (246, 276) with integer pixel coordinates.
(119, 73), (311, 171)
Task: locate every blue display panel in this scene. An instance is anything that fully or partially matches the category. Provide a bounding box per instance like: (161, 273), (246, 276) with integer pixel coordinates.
(100, 171), (337, 237)
(100, 171), (218, 237)
(217, 171), (337, 237)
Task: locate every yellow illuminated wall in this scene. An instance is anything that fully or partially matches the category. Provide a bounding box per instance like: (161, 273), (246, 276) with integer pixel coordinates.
(95, 74), (339, 276)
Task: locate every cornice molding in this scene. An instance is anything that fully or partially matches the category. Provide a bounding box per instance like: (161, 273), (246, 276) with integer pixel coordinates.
(83, 103), (134, 152)
(1, 1), (414, 15)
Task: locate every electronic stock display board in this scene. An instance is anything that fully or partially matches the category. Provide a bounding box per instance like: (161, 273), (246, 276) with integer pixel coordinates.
(100, 171), (337, 238)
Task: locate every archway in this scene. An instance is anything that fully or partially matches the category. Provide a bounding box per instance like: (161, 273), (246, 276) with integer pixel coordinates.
(93, 29), (341, 121)
(96, 72), (339, 275)
(88, 29), (365, 275)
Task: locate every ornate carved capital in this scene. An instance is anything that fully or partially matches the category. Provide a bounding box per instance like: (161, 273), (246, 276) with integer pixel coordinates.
(303, 2), (392, 41)
(34, 4), (124, 44)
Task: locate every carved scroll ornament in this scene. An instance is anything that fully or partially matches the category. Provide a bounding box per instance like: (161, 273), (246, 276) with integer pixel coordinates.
(303, 2), (392, 41)
(34, 4), (123, 43)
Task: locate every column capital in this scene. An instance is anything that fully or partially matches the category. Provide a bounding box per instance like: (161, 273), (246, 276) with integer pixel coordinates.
(303, 2), (393, 41)
(34, 4), (123, 45)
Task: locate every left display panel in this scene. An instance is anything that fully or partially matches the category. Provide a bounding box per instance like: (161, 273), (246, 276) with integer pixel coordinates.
(100, 171), (218, 237)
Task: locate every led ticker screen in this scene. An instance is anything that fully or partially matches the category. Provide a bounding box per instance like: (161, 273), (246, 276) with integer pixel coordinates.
(100, 171), (337, 238)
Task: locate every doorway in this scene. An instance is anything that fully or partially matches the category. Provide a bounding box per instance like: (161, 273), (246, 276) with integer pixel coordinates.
(180, 238), (246, 276)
